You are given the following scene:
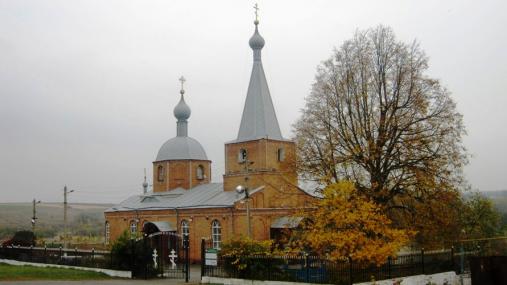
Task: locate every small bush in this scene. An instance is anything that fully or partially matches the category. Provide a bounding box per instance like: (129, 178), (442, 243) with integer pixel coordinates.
(220, 237), (286, 280)
(110, 231), (156, 278)
(2, 230), (35, 246)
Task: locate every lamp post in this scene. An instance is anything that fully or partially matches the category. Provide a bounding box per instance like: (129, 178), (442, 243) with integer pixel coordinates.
(31, 199), (41, 239)
(236, 185), (251, 238)
(63, 185), (75, 248)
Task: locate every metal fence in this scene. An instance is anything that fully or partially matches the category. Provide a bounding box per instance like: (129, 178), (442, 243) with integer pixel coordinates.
(202, 248), (478, 285)
(0, 245), (114, 269)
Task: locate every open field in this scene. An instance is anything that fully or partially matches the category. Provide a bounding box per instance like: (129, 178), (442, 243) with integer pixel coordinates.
(0, 203), (112, 243)
(0, 262), (114, 281)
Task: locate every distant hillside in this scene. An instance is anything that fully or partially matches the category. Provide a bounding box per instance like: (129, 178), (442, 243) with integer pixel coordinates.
(0, 203), (112, 239)
(480, 190), (507, 213)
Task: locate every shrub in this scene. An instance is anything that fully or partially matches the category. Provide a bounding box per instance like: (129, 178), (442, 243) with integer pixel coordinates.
(220, 236), (285, 280)
(110, 231), (156, 278)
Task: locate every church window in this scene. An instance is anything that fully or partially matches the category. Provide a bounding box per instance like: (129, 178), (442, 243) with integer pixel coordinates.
(130, 220), (137, 238)
(181, 220), (190, 244)
(277, 148), (285, 162)
(105, 222), (110, 245)
(211, 220), (221, 249)
(238, 149), (248, 163)
(157, 165), (164, 182)
(196, 165), (205, 180)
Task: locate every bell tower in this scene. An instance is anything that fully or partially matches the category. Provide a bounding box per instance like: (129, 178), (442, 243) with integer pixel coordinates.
(223, 15), (297, 199)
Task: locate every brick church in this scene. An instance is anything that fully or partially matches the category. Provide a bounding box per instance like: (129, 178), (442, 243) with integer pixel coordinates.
(104, 17), (315, 261)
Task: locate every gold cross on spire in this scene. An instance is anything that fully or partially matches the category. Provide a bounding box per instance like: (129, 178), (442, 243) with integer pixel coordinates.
(253, 3), (259, 23)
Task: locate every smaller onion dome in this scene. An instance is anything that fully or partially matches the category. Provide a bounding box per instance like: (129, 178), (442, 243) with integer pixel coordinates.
(249, 23), (265, 50)
(173, 93), (191, 121)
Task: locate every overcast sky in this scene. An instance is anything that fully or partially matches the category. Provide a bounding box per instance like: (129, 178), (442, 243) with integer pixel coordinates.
(1, 0), (506, 203)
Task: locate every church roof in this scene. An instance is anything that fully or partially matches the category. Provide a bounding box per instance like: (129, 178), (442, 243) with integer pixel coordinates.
(104, 183), (265, 212)
(155, 136), (208, 161)
(233, 20), (284, 143)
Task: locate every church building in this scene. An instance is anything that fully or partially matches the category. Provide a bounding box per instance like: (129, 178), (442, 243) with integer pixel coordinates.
(104, 17), (315, 261)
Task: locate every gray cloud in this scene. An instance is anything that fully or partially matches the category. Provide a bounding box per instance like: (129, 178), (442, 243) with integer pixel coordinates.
(0, 0), (506, 203)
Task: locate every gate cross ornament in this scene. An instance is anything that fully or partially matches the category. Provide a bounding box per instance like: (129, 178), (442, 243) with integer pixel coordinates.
(169, 249), (177, 269)
(152, 249), (158, 268)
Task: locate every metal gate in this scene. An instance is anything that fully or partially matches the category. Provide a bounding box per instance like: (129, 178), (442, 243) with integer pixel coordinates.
(147, 231), (190, 281)
(147, 231), (189, 279)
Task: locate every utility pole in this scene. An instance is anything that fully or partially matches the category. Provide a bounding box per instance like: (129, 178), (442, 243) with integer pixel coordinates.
(63, 185), (74, 248)
(236, 159), (254, 238)
(31, 199), (41, 235)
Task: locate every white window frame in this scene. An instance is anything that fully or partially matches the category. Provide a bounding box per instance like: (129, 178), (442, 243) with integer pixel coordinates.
(158, 165), (164, 181)
(105, 221), (110, 245)
(130, 221), (137, 237)
(181, 220), (190, 245)
(196, 165), (205, 180)
(211, 220), (221, 249)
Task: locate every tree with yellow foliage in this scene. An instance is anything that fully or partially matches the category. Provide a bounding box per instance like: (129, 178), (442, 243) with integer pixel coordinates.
(293, 25), (467, 247)
(298, 181), (413, 265)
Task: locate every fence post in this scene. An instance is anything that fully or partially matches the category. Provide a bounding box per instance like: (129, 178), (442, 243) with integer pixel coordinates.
(59, 246), (63, 263)
(130, 240), (135, 278)
(184, 233), (189, 283)
(74, 247), (78, 266)
(305, 253), (310, 283)
(450, 246), (455, 271)
(388, 256), (391, 279)
(460, 242), (464, 274)
(421, 248), (425, 274)
(44, 245), (47, 263)
(143, 234), (148, 280)
(110, 248), (113, 269)
(30, 245), (33, 262)
(201, 239), (205, 278)
(159, 235), (163, 278)
(91, 248), (95, 266)
(348, 256), (353, 285)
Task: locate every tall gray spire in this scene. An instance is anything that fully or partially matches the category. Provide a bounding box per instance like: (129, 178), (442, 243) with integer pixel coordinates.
(236, 17), (283, 142)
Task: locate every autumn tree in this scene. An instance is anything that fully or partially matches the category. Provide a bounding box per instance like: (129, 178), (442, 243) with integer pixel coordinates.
(460, 193), (502, 239)
(294, 26), (467, 245)
(297, 181), (412, 264)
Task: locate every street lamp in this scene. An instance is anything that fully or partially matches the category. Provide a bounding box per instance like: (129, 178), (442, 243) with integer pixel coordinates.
(63, 185), (75, 248)
(31, 199), (41, 240)
(236, 185), (251, 238)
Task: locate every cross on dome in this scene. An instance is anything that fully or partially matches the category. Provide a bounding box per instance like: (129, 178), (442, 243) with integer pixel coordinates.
(253, 3), (259, 24)
(179, 76), (186, 95)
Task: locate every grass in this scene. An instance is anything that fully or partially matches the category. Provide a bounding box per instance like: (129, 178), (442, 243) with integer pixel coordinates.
(0, 262), (115, 281)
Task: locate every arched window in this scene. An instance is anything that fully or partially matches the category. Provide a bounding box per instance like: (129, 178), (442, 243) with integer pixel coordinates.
(130, 220), (137, 238)
(157, 165), (164, 182)
(196, 165), (205, 180)
(211, 220), (221, 249)
(105, 221), (110, 245)
(277, 148), (285, 162)
(238, 149), (247, 163)
(181, 219), (190, 240)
